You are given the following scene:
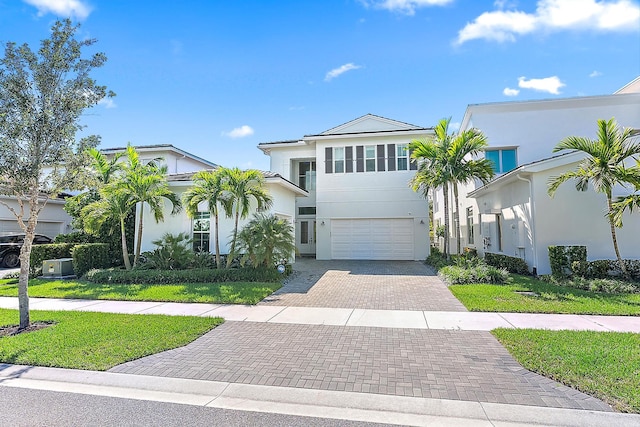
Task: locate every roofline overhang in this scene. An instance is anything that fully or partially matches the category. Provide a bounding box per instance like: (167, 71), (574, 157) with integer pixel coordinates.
(101, 145), (218, 168)
(303, 128), (432, 141)
(468, 151), (585, 198)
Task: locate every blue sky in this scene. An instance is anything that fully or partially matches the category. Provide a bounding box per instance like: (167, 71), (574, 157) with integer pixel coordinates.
(2, 0), (639, 171)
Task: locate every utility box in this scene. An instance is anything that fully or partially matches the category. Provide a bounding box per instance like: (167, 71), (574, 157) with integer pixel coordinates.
(42, 258), (75, 278)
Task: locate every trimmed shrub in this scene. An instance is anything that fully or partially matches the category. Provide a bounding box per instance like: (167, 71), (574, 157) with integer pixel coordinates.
(484, 252), (530, 275)
(84, 266), (283, 284)
(440, 264), (509, 285)
(72, 243), (111, 277)
(29, 243), (75, 276)
(426, 247), (451, 271)
(548, 245), (587, 278)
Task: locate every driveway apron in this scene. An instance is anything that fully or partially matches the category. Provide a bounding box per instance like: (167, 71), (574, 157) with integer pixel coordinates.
(109, 259), (612, 412)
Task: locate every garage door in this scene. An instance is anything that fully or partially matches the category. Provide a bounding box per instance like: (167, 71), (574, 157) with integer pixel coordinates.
(331, 219), (414, 260)
(0, 220), (62, 238)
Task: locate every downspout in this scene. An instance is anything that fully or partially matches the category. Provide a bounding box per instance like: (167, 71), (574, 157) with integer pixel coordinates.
(517, 174), (538, 275)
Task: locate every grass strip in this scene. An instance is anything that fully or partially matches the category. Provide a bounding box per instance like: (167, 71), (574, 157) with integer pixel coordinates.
(0, 308), (223, 371)
(492, 328), (640, 413)
(450, 274), (640, 315)
(0, 278), (281, 305)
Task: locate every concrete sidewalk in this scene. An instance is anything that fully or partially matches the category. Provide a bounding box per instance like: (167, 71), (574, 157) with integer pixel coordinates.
(1, 296), (638, 332)
(1, 364), (638, 427)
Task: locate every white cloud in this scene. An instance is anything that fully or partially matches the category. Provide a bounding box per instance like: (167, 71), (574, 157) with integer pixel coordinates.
(449, 121), (461, 132)
(518, 76), (565, 94)
(98, 98), (116, 109)
(360, 0), (453, 15)
(503, 87), (520, 96)
(223, 125), (254, 138)
(324, 63), (362, 82)
(456, 0), (640, 44)
(589, 70), (603, 77)
(23, 0), (91, 19)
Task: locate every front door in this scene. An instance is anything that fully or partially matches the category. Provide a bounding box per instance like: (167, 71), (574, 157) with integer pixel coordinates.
(298, 220), (316, 256)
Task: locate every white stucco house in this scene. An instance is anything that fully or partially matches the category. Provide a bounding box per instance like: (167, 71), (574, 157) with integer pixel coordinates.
(103, 144), (307, 255)
(259, 114), (432, 261)
(433, 79), (640, 275)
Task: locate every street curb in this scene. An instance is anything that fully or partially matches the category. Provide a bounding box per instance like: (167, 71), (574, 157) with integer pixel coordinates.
(1, 364), (638, 426)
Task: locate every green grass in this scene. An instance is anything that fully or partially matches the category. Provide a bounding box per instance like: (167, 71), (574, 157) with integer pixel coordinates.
(0, 278), (281, 305)
(493, 328), (640, 413)
(450, 274), (640, 315)
(0, 308), (223, 370)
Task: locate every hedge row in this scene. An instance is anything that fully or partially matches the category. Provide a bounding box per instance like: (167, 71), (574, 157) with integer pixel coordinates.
(484, 252), (530, 275)
(29, 243), (111, 277)
(85, 266), (283, 284)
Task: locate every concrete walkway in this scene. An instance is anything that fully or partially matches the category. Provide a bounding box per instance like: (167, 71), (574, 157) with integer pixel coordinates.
(1, 296), (638, 332)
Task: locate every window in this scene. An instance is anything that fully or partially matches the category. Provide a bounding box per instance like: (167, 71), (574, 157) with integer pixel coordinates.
(397, 144), (409, 170)
(192, 212), (210, 252)
(466, 207), (474, 245)
(485, 148), (517, 174)
(298, 207), (316, 215)
(365, 146), (376, 172)
(298, 161), (316, 191)
(334, 147), (345, 173)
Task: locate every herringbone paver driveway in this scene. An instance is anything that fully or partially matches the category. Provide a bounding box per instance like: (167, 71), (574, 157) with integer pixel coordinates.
(260, 259), (467, 311)
(109, 260), (612, 412)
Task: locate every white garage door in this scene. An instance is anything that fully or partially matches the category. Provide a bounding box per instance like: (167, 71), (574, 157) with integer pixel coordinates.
(331, 219), (414, 260)
(0, 220), (62, 238)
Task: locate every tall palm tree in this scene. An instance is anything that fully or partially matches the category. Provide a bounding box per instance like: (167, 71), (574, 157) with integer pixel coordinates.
(548, 118), (640, 278)
(182, 169), (227, 269)
(410, 118), (494, 257)
(87, 147), (124, 185)
(81, 183), (136, 270)
(121, 145), (181, 267)
(219, 167), (273, 267)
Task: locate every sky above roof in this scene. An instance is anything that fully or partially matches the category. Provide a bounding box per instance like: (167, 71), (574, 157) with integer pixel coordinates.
(2, 0), (639, 171)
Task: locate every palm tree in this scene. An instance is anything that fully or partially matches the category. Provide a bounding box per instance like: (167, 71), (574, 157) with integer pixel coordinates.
(121, 145), (181, 267)
(548, 118), (640, 278)
(87, 147), (124, 185)
(182, 169), (227, 269)
(81, 183), (136, 270)
(235, 213), (296, 268)
(219, 167), (273, 267)
(410, 118), (494, 257)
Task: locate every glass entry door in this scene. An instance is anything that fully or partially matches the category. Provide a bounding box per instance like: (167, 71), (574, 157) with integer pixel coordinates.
(298, 220), (316, 255)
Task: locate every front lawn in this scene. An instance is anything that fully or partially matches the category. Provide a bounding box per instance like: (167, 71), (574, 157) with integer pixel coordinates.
(0, 278), (280, 305)
(450, 274), (640, 315)
(0, 309), (223, 370)
(493, 328), (640, 413)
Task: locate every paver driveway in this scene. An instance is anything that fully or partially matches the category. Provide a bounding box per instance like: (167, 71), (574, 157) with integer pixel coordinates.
(260, 259), (467, 311)
(110, 260), (612, 412)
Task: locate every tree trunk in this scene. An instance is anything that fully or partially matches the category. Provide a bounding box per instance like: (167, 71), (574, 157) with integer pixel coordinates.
(454, 184), (461, 255)
(442, 184), (450, 259)
(607, 197), (629, 279)
(121, 216), (132, 270)
(134, 203), (144, 267)
(227, 209), (240, 268)
(214, 211), (221, 269)
(18, 243), (31, 330)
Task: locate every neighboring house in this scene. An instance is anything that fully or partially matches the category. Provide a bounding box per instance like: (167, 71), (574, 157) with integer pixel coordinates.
(0, 195), (72, 239)
(259, 114), (432, 261)
(432, 80), (640, 274)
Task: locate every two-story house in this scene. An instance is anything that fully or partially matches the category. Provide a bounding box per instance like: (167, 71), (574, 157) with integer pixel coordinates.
(432, 78), (640, 274)
(259, 114), (432, 261)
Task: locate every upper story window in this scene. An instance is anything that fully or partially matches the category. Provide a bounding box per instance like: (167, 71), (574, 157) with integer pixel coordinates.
(485, 148), (517, 174)
(298, 161), (316, 191)
(365, 146), (376, 172)
(396, 144), (409, 171)
(334, 147), (345, 173)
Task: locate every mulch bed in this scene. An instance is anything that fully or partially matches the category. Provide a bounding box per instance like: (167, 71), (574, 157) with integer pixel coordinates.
(0, 321), (55, 337)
